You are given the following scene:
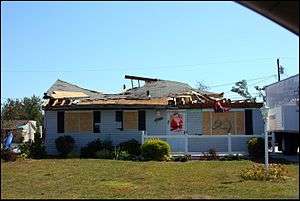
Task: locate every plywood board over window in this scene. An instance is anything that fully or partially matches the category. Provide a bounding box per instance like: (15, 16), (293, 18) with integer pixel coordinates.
(79, 112), (93, 132)
(202, 111), (245, 135)
(123, 111), (138, 130)
(202, 112), (211, 135)
(235, 111), (245, 134)
(64, 111), (93, 133)
(65, 112), (80, 133)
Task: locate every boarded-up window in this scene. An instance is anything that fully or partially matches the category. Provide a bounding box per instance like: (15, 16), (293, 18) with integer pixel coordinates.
(123, 111), (138, 130)
(202, 111), (245, 135)
(64, 111), (93, 133)
(79, 112), (93, 132)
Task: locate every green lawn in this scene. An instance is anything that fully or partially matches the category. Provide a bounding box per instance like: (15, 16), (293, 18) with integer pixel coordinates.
(1, 159), (299, 199)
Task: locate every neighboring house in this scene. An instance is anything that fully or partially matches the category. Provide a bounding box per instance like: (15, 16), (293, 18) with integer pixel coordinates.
(1, 120), (36, 143)
(264, 74), (299, 155)
(42, 75), (264, 155)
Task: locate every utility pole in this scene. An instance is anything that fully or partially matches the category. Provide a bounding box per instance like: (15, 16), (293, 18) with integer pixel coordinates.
(277, 58), (281, 82)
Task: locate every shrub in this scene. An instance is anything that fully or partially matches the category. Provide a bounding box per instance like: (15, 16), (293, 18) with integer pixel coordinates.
(141, 138), (170, 161)
(247, 137), (264, 160)
(66, 151), (80, 159)
(1, 149), (17, 162)
(102, 140), (114, 151)
(55, 135), (75, 157)
(18, 134), (47, 159)
(200, 148), (219, 160)
(115, 150), (132, 161)
(80, 139), (113, 158)
(118, 139), (141, 156)
(219, 154), (246, 161)
(173, 155), (191, 162)
(95, 149), (114, 159)
(240, 163), (288, 181)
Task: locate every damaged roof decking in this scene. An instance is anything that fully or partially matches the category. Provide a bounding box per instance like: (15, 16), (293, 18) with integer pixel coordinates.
(45, 78), (222, 100)
(46, 79), (105, 99)
(79, 98), (169, 106)
(123, 79), (221, 99)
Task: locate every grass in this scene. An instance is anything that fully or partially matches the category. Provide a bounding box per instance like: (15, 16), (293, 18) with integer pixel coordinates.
(1, 159), (299, 199)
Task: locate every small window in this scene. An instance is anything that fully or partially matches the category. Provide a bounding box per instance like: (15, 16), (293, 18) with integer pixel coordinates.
(123, 111), (138, 130)
(57, 111), (64, 133)
(93, 111), (101, 133)
(115, 111), (123, 130)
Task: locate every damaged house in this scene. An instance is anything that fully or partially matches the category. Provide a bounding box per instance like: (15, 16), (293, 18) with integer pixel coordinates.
(43, 75), (264, 155)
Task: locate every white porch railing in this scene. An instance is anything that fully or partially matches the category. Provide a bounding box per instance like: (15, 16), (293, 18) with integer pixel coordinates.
(141, 131), (263, 156)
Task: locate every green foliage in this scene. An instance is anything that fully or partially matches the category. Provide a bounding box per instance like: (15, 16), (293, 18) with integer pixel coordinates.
(231, 80), (256, 102)
(115, 151), (132, 161)
(1, 95), (43, 128)
(55, 135), (75, 157)
(247, 137), (265, 160)
(19, 133), (47, 159)
(141, 138), (170, 161)
(118, 139), (141, 156)
(1, 148), (17, 162)
(80, 139), (113, 158)
(66, 151), (80, 159)
(95, 149), (114, 159)
(200, 148), (219, 160)
(241, 163), (288, 181)
(219, 154), (246, 161)
(173, 155), (191, 162)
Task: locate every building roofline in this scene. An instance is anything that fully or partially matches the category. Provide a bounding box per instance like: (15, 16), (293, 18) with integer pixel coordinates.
(263, 74), (299, 89)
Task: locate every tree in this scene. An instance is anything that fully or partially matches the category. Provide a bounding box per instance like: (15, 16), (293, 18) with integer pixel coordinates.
(196, 81), (210, 91)
(231, 80), (256, 102)
(1, 95), (43, 129)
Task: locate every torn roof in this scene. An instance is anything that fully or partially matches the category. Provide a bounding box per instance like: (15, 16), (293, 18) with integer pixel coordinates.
(43, 76), (229, 108)
(45, 79), (105, 99)
(122, 79), (221, 99)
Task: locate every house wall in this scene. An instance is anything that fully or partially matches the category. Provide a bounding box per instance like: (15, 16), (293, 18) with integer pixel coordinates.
(44, 110), (143, 155)
(44, 108), (263, 155)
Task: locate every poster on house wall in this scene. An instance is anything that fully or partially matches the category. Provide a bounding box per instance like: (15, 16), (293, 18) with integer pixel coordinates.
(168, 111), (185, 134)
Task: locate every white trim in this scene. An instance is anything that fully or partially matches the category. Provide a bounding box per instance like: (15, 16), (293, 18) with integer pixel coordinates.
(144, 134), (262, 138)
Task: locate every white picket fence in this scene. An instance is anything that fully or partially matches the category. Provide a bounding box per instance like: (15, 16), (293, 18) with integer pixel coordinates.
(141, 131), (264, 156)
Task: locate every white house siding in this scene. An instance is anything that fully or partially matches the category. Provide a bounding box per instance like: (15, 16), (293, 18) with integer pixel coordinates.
(145, 109), (167, 135)
(252, 109), (264, 134)
(44, 110), (143, 155)
(44, 108), (264, 155)
(186, 109), (202, 135)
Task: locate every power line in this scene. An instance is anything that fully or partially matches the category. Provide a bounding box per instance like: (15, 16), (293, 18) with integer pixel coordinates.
(1, 57), (294, 73)
(208, 74), (276, 88)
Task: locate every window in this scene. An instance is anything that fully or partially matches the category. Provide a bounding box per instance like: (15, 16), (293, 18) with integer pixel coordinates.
(202, 111), (245, 135)
(93, 111), (101, 133)
(123, 111), (138, 130)
(64, 111), (93, 133)
(115, 111), (123, 130)
(115, 110), (146, 131)
(57, 111), (64, 133)
(138, 110), (146, 131)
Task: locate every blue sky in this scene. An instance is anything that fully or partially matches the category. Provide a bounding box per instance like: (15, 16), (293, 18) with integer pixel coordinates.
(1, 1), (299, 101)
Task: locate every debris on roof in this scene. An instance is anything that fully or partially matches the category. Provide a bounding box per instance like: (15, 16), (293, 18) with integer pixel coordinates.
(51, 90), (89, 99)
(42, 75), (262, 109)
